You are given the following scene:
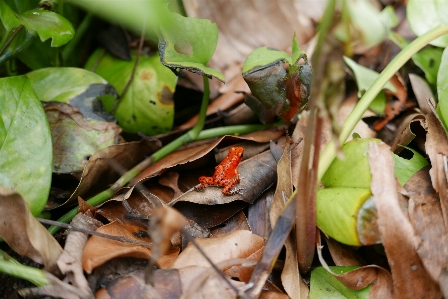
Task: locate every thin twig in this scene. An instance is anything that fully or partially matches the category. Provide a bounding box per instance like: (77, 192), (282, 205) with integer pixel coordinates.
(37, 218), (152, 247)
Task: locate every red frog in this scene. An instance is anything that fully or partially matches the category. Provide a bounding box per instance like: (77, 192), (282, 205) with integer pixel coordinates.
(196, 147), (244, 195)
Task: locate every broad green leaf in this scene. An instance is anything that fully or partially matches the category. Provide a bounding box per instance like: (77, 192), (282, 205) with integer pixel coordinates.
(408, 0), (448, 48)
(321, 138), (380, 189)
(437, 47), (448, 128)
(26, 67), (121, 173)
(242, 47), (291, 75)
(18, 10), (75, 47)
(85, 50), (177, 135)
(159, 9), (224, 82)
(393, 147), (429, 186)
(317, 188), (372, 246)
(310, 266), (370, 299)
(0, 76), (52, 216)
(69, 0), (223, 81)
(344, 56), (396, 114)
(389, 32), (442, 86)
(345, 0), (393, 47)
(0, 2), (74, 47)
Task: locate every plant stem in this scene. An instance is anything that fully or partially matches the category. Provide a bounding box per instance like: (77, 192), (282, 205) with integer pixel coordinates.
(317, 25), (448, 181)
(0, 250), (50, 287)
(61, 12), (93, 63)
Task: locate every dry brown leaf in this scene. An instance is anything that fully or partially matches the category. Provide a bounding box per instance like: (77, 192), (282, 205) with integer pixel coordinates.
(325, 236), (365, 267)
(247, 190), (274, 239)
(409, 73), (434, 115)
(425, 113), (448, 229)
(170, 150), (277, 228)
(134, 130), (283, 183)
(0, 186), (63, 273)
(47, 140), (160, 210)
(171, 229), (264, 269)
(179, 74), (250, 129)
(57, 213), (101, 298)
(183, 0), (321, 73)
(388, 112), (426, 153)
(368, 142), (442, 298)
(210, 211), (251, 238)
(404, 167), (448, 284)
(291, 111), (332, 187)
(82, 221), (180, 273)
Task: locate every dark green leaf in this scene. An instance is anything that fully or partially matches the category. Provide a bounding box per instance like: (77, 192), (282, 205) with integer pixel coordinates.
(0, 76), (52, 216)
(310, 266), (370, 299)
(393, 147), (429, 186)
(242, 47), (291, 75)
(85, 50), (177, 135)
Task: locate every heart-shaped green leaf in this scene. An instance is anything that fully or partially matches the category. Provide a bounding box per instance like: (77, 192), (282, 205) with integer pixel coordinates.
(85, 50), (177, 135)
(0, 76), (52, 216)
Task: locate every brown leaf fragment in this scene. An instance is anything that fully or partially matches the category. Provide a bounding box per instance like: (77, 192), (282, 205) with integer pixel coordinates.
(425, 113), (448, 229)
(57, 213), (101, 299)
(368, 142), (442, 298)
(210, 211), (251, 238)
(171, 230), (264, 269)
(95, 269), (182, 299)
(388, 112), (426, 154)
(247, 190), (274, 239)
(409, 74), (434, 115)
(82, 221), (180, 273)
(0, 186), (63, 274)
(325, 236), (365, 267)
(404, 166), (448, 283)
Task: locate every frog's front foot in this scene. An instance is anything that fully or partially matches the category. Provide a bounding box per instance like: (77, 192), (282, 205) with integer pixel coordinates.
(224, 187), (243, 196)
(194, 184), (206, 192)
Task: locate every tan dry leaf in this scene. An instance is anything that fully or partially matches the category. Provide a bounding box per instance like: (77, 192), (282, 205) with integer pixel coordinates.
(57, 213), (101, 299)
(171, 229), (264, 269)
(0, 186), (62, 273)
(183, 0), (321, 73)
(368, 142), (442, 298)
(425, 113), (448, 229)
(82, 221), (180, 273)
(409, 74), (434, 115)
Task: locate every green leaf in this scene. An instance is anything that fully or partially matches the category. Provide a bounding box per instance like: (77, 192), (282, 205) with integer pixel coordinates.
(310, 266), (370, 299)
(242, 47), (291, 75)
(317, 188), (372, 246)
(321, 138), (380, 189)
(18, 10), (75, 47)
(85, 50), (177, 135)
(0, 2), (74, 47)
(0, 76), (52, 216)
(437, 47), (448, 128)
(291, 33), (305, 64)
(407, 0), (448, 48)
(393, 147), (429, 186)
(159, 9), (224, 82)
(389, 32), (442, 86)
(345, 0), (391, 47)
(344, 56), (396, 114)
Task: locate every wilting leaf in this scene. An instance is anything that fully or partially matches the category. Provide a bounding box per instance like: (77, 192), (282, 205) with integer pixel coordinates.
(393, 147), (429, 186)
(0, 187), (62, 273)
(310, 266), (370, 299)
(85, 50), (177, 135)
(0, 76), (52, 216)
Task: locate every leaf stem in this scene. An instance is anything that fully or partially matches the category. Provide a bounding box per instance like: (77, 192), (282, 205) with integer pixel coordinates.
(0, 250), (50, 287)
(317, 25), (448, 181)
(61, 12), (93, 62)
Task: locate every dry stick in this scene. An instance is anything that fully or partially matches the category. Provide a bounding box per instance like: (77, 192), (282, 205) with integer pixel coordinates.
(110, 29), (146, 115)
(38, 218), (153, 247)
